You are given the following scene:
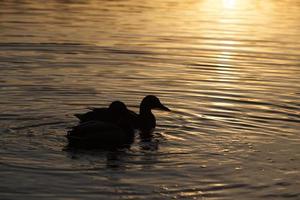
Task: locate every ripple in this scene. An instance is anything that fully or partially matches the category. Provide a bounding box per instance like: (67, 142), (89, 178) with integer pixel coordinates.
(1, 0), (300, 199)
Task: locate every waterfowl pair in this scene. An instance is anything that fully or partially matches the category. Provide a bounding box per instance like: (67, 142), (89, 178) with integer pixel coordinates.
(66, 95), (170, 149)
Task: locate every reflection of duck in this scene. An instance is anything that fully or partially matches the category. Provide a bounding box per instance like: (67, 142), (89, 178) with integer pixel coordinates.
(66, 95), (170, 149)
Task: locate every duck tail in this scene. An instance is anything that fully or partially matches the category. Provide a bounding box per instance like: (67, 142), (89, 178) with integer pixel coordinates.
(74, 113), (83, 120)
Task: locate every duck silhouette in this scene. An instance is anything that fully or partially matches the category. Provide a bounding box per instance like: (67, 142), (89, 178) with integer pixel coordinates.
(67, 101), (135, 149)
(137, 95), (170, 138)
(74, 101), (131, 124)
(67, 95), (170, 148)
(66, 120), (135, 149)
(74, 95), (170, 132)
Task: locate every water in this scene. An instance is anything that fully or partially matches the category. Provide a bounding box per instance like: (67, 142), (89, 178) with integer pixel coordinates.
(1, 0), (300, 199)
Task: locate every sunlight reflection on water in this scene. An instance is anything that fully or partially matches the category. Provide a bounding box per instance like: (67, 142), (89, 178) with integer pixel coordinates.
(0, 0), (300, 199)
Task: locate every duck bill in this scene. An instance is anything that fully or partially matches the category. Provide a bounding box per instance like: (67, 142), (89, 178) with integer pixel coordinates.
(156, 103), (171, 112)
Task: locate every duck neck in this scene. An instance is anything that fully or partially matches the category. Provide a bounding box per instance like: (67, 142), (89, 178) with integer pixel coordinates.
(140, 100), (151, 115)
(139, 103), (156, 134)
(139, 103), (152, 115)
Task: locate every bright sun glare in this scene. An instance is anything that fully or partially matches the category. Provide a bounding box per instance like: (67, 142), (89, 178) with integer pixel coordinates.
(223, 0), (236, 9)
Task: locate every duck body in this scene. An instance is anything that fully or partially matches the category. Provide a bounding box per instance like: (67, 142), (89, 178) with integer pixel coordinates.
(67, 120), (135, 149)
(74, 101), (129, 124)
(75, 101), (140, 129)
(74, 107), (107, 123)
(138, 111), (156, 133)
(68, 101), (135, 149)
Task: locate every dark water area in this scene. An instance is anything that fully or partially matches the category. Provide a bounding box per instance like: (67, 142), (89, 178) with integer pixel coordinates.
(0, 0), (300, 199)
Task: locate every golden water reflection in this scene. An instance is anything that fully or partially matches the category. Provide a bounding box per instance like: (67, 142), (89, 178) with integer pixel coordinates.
(0, 1), (300, 199)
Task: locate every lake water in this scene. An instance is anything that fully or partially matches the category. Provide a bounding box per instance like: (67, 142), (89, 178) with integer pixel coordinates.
(0, 0), (300, 199)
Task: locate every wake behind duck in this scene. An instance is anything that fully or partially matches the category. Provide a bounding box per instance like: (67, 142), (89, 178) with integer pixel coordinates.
(67, 95), (171, 149)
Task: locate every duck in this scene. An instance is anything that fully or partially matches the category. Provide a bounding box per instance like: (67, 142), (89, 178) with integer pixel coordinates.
(67, 95), (170, 148)
(137, 95), (171, 138)
(74, 95), (170, 133)
(67, 101), (135, 149)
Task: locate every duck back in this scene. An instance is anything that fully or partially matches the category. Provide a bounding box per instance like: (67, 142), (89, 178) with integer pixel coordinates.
(74, 108), (113, 123)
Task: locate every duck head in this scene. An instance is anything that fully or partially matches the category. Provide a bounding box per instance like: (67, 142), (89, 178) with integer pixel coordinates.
(108, 101), (128, 115)
(140, 95), (171, 113)
(108, 101), (136, 130)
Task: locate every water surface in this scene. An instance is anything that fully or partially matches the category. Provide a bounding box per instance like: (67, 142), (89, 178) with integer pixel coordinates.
(0, 0), (300, 199)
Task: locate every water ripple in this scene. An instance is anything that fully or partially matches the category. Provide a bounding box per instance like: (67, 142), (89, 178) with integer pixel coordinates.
(1, 0), (300, 199)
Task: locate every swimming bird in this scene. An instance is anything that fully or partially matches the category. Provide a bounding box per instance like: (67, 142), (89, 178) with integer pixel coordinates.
(137, 95), (171, 138)
(67, 101), (135, 149)
(67, 95), (170, 148)
(75, 95), (170, 133)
